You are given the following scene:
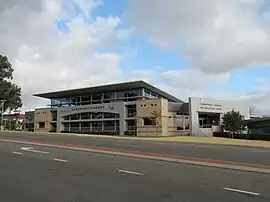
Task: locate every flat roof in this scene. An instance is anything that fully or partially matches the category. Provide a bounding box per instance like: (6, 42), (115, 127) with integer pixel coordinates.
(243, 117), (270, 124)
(33, 80), (183, 103)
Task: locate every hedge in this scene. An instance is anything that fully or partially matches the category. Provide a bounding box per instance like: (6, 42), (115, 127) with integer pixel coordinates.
(124, 131), (137, 136)
(60, 131), (120, 136)
(213, 132), (270, 141)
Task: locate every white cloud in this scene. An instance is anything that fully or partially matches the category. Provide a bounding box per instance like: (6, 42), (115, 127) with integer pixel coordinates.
(161, 69), (230, 90)
(126, 0), (270, 73)
(0, 0), (126, 111)
(123, 70), (155, 84)
(125, 0), (270, 115)
(122, 68), (270, 115)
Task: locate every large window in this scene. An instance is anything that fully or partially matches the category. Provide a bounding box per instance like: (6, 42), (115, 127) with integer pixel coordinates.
(81, 122), (90, 133)
(144, 90), (151, 98)
(92, 93), (103, 101)
(198, 113), (220, 128)
(103, 121), (116, 131)
(70, 114), (80, 120)
(51, 98), (70, 106)
(104, 113), (115, 119)
(143, 118), (155, 125)
(38, 122), (45, 128)
(126, 89), (140, 97)
(127, 105), (136, 117)
(71, 96), (80, 105)
(81, 95), (91, 105)
(92, 122), (102, 131)
(81, 112), (90, 120)
(92, 112), (102, 119)
(104, 92), (116, 100)
(116, 91), (126, 99)
(127, 120), (136, 131)
(70, 122), (79, 132)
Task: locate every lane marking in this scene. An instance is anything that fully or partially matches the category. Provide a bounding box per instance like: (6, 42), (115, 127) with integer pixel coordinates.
(115, 144), (137, 147)
(223, 187), (260, 196)
(118, 169), (144, 176)
(1, 138), (270, 174)
(12, 151), (23, 155)
(21, 147), (49, 154)
(53, 158), (68, 163)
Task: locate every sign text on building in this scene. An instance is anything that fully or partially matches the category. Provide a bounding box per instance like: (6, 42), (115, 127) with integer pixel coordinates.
(71, 105), (105, 111)
(199, 103), (222, 111)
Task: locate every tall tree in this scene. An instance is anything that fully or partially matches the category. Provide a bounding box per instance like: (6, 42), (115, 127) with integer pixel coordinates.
(222, 110), (245, 138)
(0, 55), (23, 113)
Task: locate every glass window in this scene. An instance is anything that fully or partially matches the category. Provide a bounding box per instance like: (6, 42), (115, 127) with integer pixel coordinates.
(63, 116), (69, 121)
(144, 90), (151, 98)
(116, 91), (126, 99)
(104, 113), (115, 119)
(126, 89), (140, 97)
(70, 114), (79, 120)
(81, 95), (91, 105)
(38, 122), (45, 128)
(81, 112), (90, 120)
(81, 122), (90, 128)
(92, 112), (102, 119)
(151, 93), (157, 98)
(143, 118), (155, 125)
(104, 92), (116, 100)
(92, 122), (102, 131)
(71, 96), (80, 105)
(51, 98), (70, 106)
(127, 105), (136, 117)
(103, 121), (115, 131)
(92, 93), (103, 101)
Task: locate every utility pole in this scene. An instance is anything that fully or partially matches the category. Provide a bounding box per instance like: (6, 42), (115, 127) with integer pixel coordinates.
(0, 100), (6, 131)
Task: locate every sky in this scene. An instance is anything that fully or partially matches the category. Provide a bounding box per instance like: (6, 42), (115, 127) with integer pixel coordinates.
(1, 0), (270, 115)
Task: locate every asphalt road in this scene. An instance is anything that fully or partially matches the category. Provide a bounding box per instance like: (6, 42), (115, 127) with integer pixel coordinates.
(1, 141), (270, 202)
(1, 131), (270, 166)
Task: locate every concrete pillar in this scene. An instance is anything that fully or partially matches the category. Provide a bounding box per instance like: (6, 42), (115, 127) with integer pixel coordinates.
(119, 103), (126, 136)
(56, 108), (64, 133)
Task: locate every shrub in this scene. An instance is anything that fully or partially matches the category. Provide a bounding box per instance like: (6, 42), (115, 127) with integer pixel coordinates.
(213, 132), (270, 141)
(124, 131), (137, 136)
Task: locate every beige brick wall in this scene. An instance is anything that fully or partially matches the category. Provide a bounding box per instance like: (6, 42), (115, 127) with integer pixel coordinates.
(136, 99), (171, 136)
(136, 99), (190, 136)
(34, 108), (53, 132)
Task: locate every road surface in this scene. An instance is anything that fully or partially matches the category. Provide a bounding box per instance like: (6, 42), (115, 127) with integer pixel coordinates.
(1, 131), (270, 166)
(0, 141), (270, 202)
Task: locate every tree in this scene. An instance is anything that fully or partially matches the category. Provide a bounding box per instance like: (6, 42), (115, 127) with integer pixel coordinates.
(0, 55), (23, 114)
(222, 110), (245, 138)
(149, 110), (161, 136)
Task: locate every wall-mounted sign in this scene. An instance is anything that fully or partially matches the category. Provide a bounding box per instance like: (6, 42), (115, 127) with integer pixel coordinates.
(71, 105), (105, 111)
(199, 103), (222, 111)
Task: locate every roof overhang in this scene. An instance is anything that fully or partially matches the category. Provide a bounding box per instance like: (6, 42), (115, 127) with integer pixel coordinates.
(33, 80), (183, 103)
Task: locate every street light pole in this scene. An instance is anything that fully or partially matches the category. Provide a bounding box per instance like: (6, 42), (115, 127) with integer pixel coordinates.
(0, 100), (6, 131)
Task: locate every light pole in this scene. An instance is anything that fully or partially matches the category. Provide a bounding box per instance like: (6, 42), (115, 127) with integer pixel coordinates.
(0, 100), (6, 131)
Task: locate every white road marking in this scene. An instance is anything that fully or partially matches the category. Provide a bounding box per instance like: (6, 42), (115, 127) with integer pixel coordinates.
(118, 169), (144, 176)
(12, 152), (23, 155)
(53, 158), (68, 163)
(21, 147), (49, 154)
(223, 187), (260, 196)
(115, 144), (136, 147)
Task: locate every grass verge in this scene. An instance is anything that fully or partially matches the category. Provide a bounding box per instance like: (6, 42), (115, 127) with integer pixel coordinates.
(1, 130), (270, 148)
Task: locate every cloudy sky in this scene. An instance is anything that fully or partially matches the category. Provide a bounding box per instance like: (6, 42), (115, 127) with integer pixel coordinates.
(1, 0), (270, 115)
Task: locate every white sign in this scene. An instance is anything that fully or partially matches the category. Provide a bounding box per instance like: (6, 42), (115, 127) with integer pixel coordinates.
(199, 103), (223, 111)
